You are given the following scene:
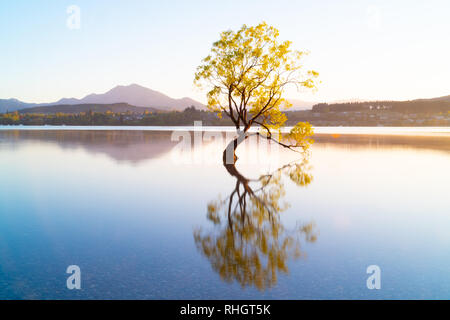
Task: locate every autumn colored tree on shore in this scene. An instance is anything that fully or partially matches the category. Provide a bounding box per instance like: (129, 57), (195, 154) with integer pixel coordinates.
(195, 22), (319, 163)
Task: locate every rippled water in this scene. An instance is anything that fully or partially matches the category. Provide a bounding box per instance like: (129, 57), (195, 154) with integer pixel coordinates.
(0, 127), (449, 299)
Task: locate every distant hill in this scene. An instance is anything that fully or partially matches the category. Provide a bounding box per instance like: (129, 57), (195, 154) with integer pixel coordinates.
(1, 84), (205, 113)
(46, 84), (205, 111)
(420, 95), (450, 102)
(284, 98), (315, 110)
(19, 103), (160, 114)
(0, 99), (36, 113)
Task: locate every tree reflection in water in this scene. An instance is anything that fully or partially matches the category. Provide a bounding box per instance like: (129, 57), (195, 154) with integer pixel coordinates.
(194, 155), (318, 291)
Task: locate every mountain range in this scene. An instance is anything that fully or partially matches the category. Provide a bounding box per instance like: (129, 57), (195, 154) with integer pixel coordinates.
(0, 98), (36, 112)
(19, 103), (160, 115)
(0, 84), (204, 113)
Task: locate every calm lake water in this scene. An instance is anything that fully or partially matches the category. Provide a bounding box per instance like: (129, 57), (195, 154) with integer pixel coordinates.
(0, 126), (449, 299)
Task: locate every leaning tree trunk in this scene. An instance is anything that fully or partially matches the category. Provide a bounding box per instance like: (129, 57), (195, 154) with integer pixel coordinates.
(222, 129), (252, 184)
(222, 131), (255, 207)
(222, 129), (249, 165)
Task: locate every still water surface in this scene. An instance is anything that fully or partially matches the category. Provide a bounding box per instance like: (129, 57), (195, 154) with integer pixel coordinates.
(0, 127), (449, 299)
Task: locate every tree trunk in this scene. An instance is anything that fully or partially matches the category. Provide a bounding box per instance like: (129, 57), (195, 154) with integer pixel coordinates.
(222, 129), (249, 165)
(222, 129), (252, 184)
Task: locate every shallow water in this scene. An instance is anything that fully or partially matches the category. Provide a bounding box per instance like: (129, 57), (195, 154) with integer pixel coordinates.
(0, 127), (449, 299)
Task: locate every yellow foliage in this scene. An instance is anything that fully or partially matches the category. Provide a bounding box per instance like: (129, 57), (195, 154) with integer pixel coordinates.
(194, 22), (319, 138)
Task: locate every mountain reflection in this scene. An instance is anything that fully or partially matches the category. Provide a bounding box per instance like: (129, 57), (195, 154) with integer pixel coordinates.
(0, 130), (178, 163)
(194, 156), (317, 291)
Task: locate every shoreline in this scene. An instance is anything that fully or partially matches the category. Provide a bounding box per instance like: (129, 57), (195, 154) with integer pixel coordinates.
(0, 125), (449, 136)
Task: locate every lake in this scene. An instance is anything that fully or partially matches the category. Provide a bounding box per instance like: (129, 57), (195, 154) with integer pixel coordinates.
(0, 126), (449, 299)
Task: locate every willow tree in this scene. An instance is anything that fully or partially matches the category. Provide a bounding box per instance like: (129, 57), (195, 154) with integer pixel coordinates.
(194, 22), (319, 163)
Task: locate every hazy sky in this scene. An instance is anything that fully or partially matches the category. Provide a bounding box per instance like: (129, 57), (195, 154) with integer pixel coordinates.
(1, 0), (449, 104)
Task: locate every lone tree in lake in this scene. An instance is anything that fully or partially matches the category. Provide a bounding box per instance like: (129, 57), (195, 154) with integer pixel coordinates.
(194, 22), (319, 163)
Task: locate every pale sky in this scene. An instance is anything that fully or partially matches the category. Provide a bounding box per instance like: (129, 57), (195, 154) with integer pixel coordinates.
(0, 0), (449, 104)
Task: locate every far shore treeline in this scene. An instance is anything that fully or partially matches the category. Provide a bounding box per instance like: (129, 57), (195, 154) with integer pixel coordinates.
(312, 100), (450, 113)
(1, 101), (449, 127)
